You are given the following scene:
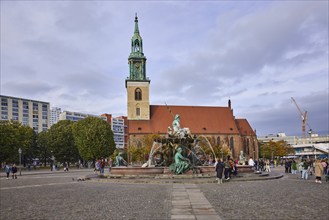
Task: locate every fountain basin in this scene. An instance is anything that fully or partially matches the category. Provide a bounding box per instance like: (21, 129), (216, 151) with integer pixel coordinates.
(111, 167), (164, 175)
(236, 165), (254, 173)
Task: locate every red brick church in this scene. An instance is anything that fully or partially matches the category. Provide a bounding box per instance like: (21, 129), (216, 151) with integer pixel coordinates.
(125, 15), (258, 160)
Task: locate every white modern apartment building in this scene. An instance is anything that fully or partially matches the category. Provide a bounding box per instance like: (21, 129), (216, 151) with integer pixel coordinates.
(258, 132), (329, 158)
(101, 114), (126, 149)
(59, 111), (107, 122)
(0, 95), (50, 133)
(112, 117), (125, 149)
(50, 107), (62, 127)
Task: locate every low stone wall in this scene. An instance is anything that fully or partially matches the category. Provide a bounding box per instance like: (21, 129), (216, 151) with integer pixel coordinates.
(111, 167), (164, 175)
(110, 165), (253, 175)
(236, 165), (253, 173)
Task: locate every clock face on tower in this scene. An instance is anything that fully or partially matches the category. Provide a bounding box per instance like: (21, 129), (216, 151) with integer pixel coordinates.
(134, 62), (142, 79)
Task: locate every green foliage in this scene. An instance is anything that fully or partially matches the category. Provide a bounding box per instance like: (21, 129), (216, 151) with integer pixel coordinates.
(0, 120), (35, 164)
(128, 134), (162, 164)
(47, 120), (79, 163)
(259, 140), (295, 159)
(36, 131), (52, 166)
(72, 117), (115, 161)
(128, 145), (145, 163)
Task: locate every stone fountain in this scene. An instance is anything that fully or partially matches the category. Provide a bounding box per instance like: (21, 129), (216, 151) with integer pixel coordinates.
(111, 114), (253, 176)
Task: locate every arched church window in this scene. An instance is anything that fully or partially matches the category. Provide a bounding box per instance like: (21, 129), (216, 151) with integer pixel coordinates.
(135, 88), (142, 100)
(230, 137), (234, 157)
(136, 107), (140, 116)
(216, 136), (221, 146)
(246, 138), (250, 155)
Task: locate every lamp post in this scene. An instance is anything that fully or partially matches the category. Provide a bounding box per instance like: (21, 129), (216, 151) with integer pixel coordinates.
(308, 129), (314, 159)
(18, 148), (22, 176)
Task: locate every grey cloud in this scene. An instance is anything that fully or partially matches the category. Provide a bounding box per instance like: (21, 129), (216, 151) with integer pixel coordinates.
(245, 90), (328, 136)
(2, 81), (58, 98)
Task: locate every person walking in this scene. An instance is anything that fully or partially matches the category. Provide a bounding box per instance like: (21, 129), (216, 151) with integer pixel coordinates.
(99, 158), (105, 175)
(248, 157), (255, 168)
(321, 159), (327, 175)
(315, 159), (323, 183)
(4, 163), (11, 179)
(215, 158), (225, 184)
(11, 164), (18, 179)
(108, 158), (113, 173)
(265, 159), (271, 172)
(291, 159), (297, 174)
(302, 159), (309, 180)
(298, 160), (304, 178)
(224, 156), (231, 180)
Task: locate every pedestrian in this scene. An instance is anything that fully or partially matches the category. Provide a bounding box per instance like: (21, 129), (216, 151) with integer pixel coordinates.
(320, 159), (327, 175)
(291, 159), (297, 174)
(315, 159), (323, 183)
(99, 158), (105, 175)
(11, 164), (18, 179)
(215, 158), (224, 184)
(259, 159), (264, 171)
(108, 158), (113, 173)
(224, 156), (231, 180)
(309, 159), (314, 176)
(248, 157), (255, 168)
(298, 160), (304, 178)
(4, 163), (11, 179)
(63, 162), (69, 172)
(94, 160), (100, 174)
(265, 159), (271, 172)
(301, 159), (309, 180)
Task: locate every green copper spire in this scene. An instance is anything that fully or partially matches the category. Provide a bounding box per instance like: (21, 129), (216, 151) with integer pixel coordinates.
(126, 13), (149, 84)
(134, 13), (139, 34)
(131, 13), (143, 55)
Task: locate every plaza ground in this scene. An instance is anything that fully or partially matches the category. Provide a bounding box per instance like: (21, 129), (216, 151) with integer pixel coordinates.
(0, 167), (328, 220)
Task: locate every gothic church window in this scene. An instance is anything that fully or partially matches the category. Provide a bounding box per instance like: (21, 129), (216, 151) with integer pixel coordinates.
(136, 107), (140, 116)
(217, 136), (221, 145)
(230, 137), (234, 157)
(135, 88), (142, 100)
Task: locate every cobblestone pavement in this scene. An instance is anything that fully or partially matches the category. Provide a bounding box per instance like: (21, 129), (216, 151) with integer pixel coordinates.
(0, 167), (328, 220)
(200, 168), (329, 220)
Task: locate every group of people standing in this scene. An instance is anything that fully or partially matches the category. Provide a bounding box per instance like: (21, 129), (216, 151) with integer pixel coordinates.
(298, 158), (328, 183)
(215, 156), (237, 184)
(4, 163), (18, 179)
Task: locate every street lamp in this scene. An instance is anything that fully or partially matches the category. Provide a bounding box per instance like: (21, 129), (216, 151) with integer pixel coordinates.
(18, 148), (22, 176)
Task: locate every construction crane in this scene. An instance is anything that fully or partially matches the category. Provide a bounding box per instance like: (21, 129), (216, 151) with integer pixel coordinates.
(291, 97), (309, 137)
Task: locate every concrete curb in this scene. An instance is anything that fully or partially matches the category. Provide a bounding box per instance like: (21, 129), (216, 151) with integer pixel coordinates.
(85, 172), (284, 184)
(0, 169), (94, 178)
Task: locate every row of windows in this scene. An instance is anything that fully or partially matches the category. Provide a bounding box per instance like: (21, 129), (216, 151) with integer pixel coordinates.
(114, 137), (124, 142)
(113, 125), (124, 132)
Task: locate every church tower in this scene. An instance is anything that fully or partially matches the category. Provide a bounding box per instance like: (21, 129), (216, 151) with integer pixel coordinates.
(126, 14), (150, 120)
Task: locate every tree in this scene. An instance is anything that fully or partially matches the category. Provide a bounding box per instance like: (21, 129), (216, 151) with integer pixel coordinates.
(36, 131), (52, 167)
(259, 140), (295, 159)
(47, 120), (79, 164)
(72, 117), (115, 162)
(0, 120), (35, 165)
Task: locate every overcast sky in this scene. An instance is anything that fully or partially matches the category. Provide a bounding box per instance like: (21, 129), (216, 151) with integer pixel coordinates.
(1, 1), (328, 136)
